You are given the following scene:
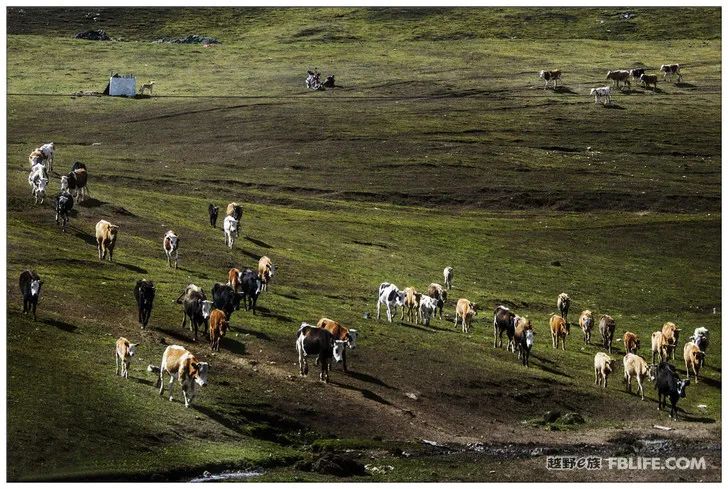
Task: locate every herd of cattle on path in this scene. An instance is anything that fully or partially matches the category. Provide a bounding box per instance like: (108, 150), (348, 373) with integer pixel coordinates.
(17, 59), (707, 418)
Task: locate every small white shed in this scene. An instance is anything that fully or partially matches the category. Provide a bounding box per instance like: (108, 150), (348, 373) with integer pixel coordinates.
(108, 74), (136, 97)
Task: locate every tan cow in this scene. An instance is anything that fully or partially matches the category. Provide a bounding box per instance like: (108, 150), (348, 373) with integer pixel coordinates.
(594, 352), (616, 388)
(257, 256), (275, 292)
(623, 331), (640, 354)
(156, 345), (209, 408)
(454, 299), (478, 334)
(227, 267), (242, 292)
(579, 310), (594, 344)
(662, 322), (681, 359)
(95, 220), (119, 261)
(115, 337), (137, 378)
(549, 314), (569, 350)
(651, 331), (669, 364)
(623, 353), (655, 400)
(209, 309), (229, 352)
(317, 317), (358, 372)
(401, 287), (421, 323)
(606, 69), (631, 89)
(683, 342), (705, 383)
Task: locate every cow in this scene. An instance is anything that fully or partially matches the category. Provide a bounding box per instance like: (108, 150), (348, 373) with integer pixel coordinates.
(418, 295), (438, 327)
(594, 352), (616, 388)
(426, 283), (447, 320)
(19, 270), (42, 320)
(62, 162), (89, 202)
(493, 305), (518, 351)
(683, 342), (705, 383)
(209, 309), (229, 352)
(579, 310), (594, 344)
(155, 345), (209, 408)
(623, 331), (640, 354)
(31, 176), (48, 205)
(639, 73), (658, 89)
(660, 64), (682, 82)
(376, 282), (406, 323)
(95, 220), (119, 262)
(514, 320), (535, 367)
(258, 256), (275, 292)
(317, 317), (358, 372)
(208, 203), (219, 228)
(606, 70), (631, 89)
(623, 353), (656, 400)
(39, 142), (55, 173)
(223, 216), (238, 249)
(55, 191), (74, 232)
(629, 67), (646, 80)
(539, 69), (562, 89)
(443, 266), (454, 290)
(176, 284), (213, 340)
(296, 322), (346, 383)
(549, 314), (569, 350)
(115, 337), (138, 378)
(454, 299), (478, 334)
(689, 327), (709, 365)
(212, 282), (244, 319)
(401, 287), (421, 323)
(651, 331), (669, 365)
(28, 148), (45, 167)
(240, 268), (262, 314)
(133, 279), (155, 328)
(227, 267), (242, 292)
(661, 322), (681, 360)
(226, 202), (243, 222)
(655, 362), (689, 419)
(590, 86), (612, 105)
(599, 314), (616, 353)
(557, 293), (571, 323)
(162, 230), (179, 269)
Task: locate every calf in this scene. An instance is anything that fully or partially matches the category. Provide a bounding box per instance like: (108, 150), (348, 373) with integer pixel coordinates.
(227, 267), (242, 292)
(599, 314), (616, 353)
(549, 314), (569, 350)
(401, 287), (421, 323)
(556, 292), (571, 322)
(95, 219), (119, 262)
(539, 69), (562, 89)
(639, 73), (658, 89)
(208, 203), (219, 227)
(317, 317), (358, 372)
(689, 327), (709, 365)
(629, 67), (646, 80)
(19, 270), (42, 320)
(623, 353), (655, 400)
(115, 337), (138, 378)
(514, 321), (535, 367)
(594, 352), (616, 388)
(55, 191), (74, 232)
(493, 305), (518, 351)
(240, 268), (262, 314)
(590, 86), (612, 105)
(660, 63), (682, 82)
(156, 345), (209, 408)
(209, 309), (229, 352)
(296, 323), (345, 383)
(606, 69), (631, 89)
(579, 310), (594, 344)
(162, 230), (179, 269)
(258, 256), (275, 292)
(133, 279), (155, 328)
(454, 299), (478, 333)
(223, 216), (238, 249)
(376, 282), (405, 323)
(623, 331), (640, 354)
(443, 266), (454, 290)
(651, 331), (669, 364)
(176, 284), (213, 340)
(426, 283), (447, 320)
(683, 342), (705, 383)
(212, 282), (244, 319)
(655, 362), (689, 419)
(662, 322), (681, 360)
(418, 295), (438, 327)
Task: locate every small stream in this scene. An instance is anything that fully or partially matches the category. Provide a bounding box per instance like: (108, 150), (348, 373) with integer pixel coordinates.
(189, 469), (264, 482)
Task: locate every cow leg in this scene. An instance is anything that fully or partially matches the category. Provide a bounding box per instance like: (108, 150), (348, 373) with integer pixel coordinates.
(562, 336), (566, 351)
(115, 353), (120, 376)
(594, 368), (599, 385)
(181, 312), (187, 330)
(376, 302), (381, 321)
(32, 301), (37, 321)
(168, 375), (176, 401)
(342, 349), (348, 373)
(182, 385), (190, 408)
(637, 377), (644, 400)
(386, 304), (392, 323)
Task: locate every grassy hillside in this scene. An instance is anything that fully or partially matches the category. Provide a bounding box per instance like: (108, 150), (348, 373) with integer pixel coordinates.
(6, 7), (721, 481)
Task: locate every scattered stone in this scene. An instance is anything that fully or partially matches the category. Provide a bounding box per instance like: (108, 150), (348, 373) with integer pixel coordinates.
(404, 392), (418, 400)
(363, 312), (371, 319)
(365, 464), (394, 474)
(550, 260), (561, 267)
(310, 453), (366, 477)
(203, 471), (212, 478)
(586, 146), (592, 151)
(543, 410), (561, 423)
(560, 412), (585, 425)
(153, 35), (221, 44)
(75, 29), (111, 41)
(653, 424), (673, 431)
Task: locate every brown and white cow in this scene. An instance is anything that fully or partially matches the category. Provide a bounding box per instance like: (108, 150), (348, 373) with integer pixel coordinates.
(454, 299), (478, 334)
(662, 322), (681, 360)
(514, 319), (535, 367)
(209, 309), (229, 352)
(296, 323), (346, 382)
(95, 219), (119, 262)
(660, 64), (682, 82)
(427, 283), (447, 320)
(258, 256), (275, 292)
(115, 337), (138, 379)
(606, 70), (631, 89)
(594, 352), (616, 388)
(550, 314), (569, 350)
(539, 69), (562, 89)
(156, 345), (209, 408)
(163, 230), (179, 269)
(683, 342), (705, 383)
(227, 267), (243, 293)
(401, 287), (421, 324)
(317, 317), (358, 372)
(623, 331), (640, 354)
(579, 310), (594, 344)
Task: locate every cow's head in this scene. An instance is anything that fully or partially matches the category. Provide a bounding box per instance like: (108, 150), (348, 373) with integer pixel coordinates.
(266, 262), (275, 278)
(220, 319), (230, 336)
(30, 279), (42, 297)
(694, 334), (708, 351)
(128, 343), (138, 357)
(525, 329), (535, 349)
(60, 175), (69, 191)
(201, 300), (214, 320)
(192, 362), (209, 387)
(395, 291), (406, 307)
(606, 359), (616, 373)
(693, 350), (705, 364)
(677, 378), (689, 398)
(346, 329), (358, 349)
(634, 338), (640, 349)
(332, 340), (347, 363)
(109, 225), (120, 237)
(646, 364), (657, 381)
(440, 289), (448, 302)
(471, 303), (479, 315)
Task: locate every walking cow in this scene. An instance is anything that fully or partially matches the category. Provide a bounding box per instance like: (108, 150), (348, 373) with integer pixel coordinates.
(95, 220), (119, 262)
(163, 230), (179, 269)
(599, 314), (616, 353)
(133, 279), (155, 328)
(19, 270), (43, 320)
(55, 191), (74, 232)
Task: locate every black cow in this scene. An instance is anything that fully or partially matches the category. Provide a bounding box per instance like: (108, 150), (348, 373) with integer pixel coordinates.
(322, 75), (335, 88)
(655, 362), (690, 419)
(133, 279), (155, 328)
(208, 204), (219, 228)
(212, 282), (243, 320)
(176, 285), (212, 340)
(55, 191), (74, 232)
(629, 67), (646, 80)
(240, 268), (262, 315)
(514, 324), (535, 367)
(493, 305), (517, 351)
(19, 270), (42, 320)
(295, 323), (345, 383)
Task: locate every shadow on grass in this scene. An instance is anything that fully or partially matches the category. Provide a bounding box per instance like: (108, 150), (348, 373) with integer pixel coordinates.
(222, 336), (247, 355)
(158, 327), (195, 343)
(78, 197), (104, 208)
(74, 229), (97, 246)
(553, 85), (577, 95)
(603, 103), (626, 110)
(329, 380), (393, 407)
(245, 236), (272, 249)
(116, 262), (149, 274)
(241, 249), (262, 262)
(347, 370), (394, 389)
(44, 317), (79, 333)
(256, 306), (294, 323)
(530, 353), (572, 378)
(399, 321), (438, 334)
(131, 376), (156, 387)
(675, 82), (697, 88)
(234, 326), (271, 341)
(193, 404), (245, 434)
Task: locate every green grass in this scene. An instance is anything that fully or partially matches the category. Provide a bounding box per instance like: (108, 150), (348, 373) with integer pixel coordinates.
(6, 7), (721, 482)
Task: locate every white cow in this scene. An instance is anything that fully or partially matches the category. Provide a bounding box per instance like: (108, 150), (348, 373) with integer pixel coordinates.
(163, 230), (179, 269)
(418, 295), (438, 326)
(376, 282), (406, 323)
(223, 216), (239, 249)
(590, 86), (612, 105)
(39, 142), (55, 173)
(443, 266), (453, 290)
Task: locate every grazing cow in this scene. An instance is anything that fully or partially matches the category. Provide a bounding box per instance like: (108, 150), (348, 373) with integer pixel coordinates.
(317, 317), (358, 372)
(629, 67), (646, 80)
(606, 70), (631, 89)
(227, 267), (243, 292)
(443, 266), (454, 290)
(651, 331), (669, 365)
(623, 353), (656, 400)
(376, 282), (406, 323)
(661, 322), (681, 360)
(240, 268), (262, 314)
(212, 282), (244, 319)
(594, 352), (616, 388)
(514, 320), (535, 367)
(163, 230), (179, 269)
(426, 283), (447, 320)
(258, 256), (275, 292)
(133, 279), (155, 328)
(55, 191), (74, 232)
(19, 270), (42, 320)
(599, 314), (616, 353)
(223, 216), (238, 249)
(418, 295), (438, 327)
(539, 69), (562, 89)
(655, 362), (689, 419)
(579, 310), (594, 344)
(639, 73), (658, 89)
(208, 203), (219, 228)
(660, 64), (682, 82)
(226, 202), (243, 223)
(63, 162), (89, 202)
(115, 337), (138, 378)
(623, 331), (640, 354)
(209, 309), (229, 352)
(156, 345), (209, 408)
(401, 287), (421, 323)
(176, 284), (213, 340)
(454, 299), (478, 334)
(305, 69), (320, 89)
(296, 322), (345, 383)
(549, 314), (569, 350)
(95, 220), (119, 262)
(39, 142), (55, 172)
(556, 293), (571, 323)
(683, 342), (705, 383)
(493, 305), (518, 351)
(590, 86), (612, 105)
